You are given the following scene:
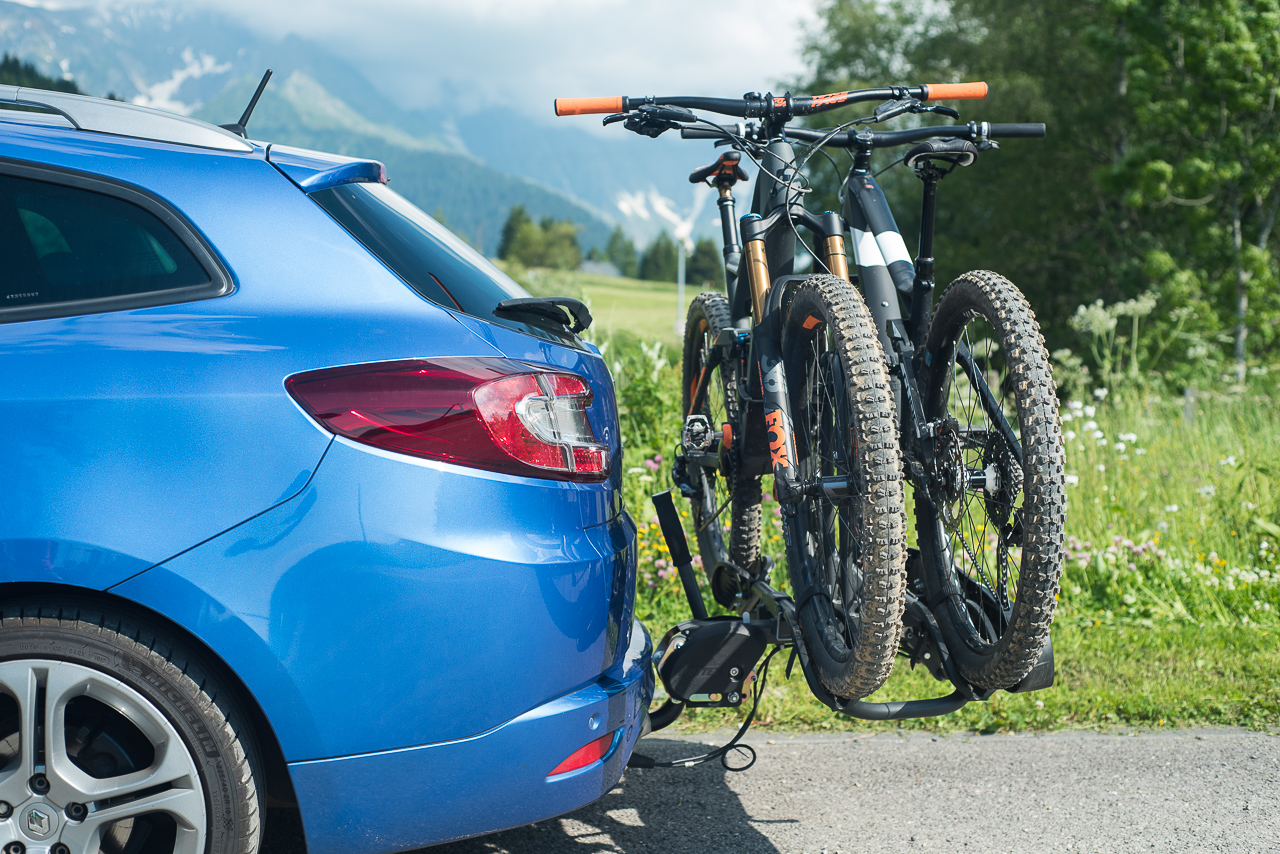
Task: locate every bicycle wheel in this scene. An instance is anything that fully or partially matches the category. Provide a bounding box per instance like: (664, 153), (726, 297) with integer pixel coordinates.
(916, 270), (1066, 690)
(780, 274), (907, 701)
(682, 292), (763, 602)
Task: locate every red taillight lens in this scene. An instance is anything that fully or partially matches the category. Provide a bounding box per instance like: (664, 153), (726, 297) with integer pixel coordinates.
(548, 730), (616, 777)
(285, 358), (609, 482)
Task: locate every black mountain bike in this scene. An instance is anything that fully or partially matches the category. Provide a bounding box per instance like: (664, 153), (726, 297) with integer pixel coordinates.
(556, 82), (1065, 736)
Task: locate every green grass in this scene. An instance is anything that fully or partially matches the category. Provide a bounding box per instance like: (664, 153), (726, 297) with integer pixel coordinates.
(503, 267), (1280, 733)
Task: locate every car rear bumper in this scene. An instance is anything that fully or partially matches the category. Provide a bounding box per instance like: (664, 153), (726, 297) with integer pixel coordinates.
(289, 617), (653, 854)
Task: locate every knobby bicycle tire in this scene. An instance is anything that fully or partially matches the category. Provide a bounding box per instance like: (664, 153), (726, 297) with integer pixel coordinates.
(780, 274), (907, 700)
(916, 270), (1066, 690)
(682, 292), (763, 601)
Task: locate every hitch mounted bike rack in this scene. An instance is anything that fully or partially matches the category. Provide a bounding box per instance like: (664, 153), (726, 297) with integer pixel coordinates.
(649, 489), (1053, 729)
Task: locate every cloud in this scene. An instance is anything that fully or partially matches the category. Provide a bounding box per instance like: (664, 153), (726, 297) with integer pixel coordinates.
(174, 0), (819, 117)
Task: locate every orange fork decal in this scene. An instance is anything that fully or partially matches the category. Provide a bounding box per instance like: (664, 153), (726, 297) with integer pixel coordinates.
(765, 409), (792, 469)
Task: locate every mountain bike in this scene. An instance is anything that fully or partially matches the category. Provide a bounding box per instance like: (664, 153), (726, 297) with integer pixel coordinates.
(555, 83), (1065, 741)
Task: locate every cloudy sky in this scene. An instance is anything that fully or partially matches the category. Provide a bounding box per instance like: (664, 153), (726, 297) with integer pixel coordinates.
(180, 0), (820, 121)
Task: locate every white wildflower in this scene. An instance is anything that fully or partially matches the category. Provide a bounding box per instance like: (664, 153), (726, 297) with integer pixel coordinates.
(1065, 474), (1080, 486)
(1093, 387), (1109, 400)
(1114, 442), (1126, 452)
(1118, 432), (1138, 443)
(1084, 405), (1096, 418)
(1165, 504), (1179, 513)
(1135, 448), (1147, 455)
(1069, 400), (1084, 412)
(1065, 430), (1077, 441)
(1083, 420), (1098, 431)
(1198, 484), (1216, 498)
(1097, 464), (1106, 472)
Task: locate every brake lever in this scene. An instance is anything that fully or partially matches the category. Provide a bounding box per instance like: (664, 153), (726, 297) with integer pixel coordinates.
(872, 99), (962, 124)
(917, 104), (961, 119)
(874, 98), (918, 123)
(604, 104), (698, 138)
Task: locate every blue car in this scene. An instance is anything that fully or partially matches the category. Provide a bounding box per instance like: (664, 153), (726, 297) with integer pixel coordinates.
(0, 85), (650, 854)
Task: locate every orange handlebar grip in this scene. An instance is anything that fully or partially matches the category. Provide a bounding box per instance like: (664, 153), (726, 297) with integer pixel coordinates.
(554, 96), (625, 116)
(923, 82), (989, 101)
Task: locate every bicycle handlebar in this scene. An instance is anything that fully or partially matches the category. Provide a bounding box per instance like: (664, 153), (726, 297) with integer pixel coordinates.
(554, 82), (987, 119)
(681, 122), (1045, 147)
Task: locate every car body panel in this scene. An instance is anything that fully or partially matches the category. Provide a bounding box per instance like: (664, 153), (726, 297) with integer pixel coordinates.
(112, 434), (638, 760)
(289, 617), (651, 854)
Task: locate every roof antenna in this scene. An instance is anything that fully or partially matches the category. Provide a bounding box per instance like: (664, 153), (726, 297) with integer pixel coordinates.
(220, 69), (272, 138)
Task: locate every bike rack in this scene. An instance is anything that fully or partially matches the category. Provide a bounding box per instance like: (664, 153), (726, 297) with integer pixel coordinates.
(649, 489), (1054, 726)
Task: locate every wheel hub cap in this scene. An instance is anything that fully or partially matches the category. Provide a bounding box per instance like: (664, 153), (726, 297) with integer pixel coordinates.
(20, 803), (58, 840)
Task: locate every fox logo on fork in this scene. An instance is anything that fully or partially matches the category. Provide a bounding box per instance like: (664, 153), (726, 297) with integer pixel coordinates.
(765, 409), (792, 469)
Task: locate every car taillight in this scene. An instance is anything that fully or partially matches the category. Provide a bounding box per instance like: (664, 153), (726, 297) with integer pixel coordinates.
(285, 358), (609, 482)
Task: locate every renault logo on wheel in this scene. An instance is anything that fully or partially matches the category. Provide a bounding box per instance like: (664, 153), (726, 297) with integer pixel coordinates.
(23, 804), (55, 838)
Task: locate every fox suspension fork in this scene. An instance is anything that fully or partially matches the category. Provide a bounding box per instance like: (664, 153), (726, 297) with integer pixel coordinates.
(736, 208), (850, 503)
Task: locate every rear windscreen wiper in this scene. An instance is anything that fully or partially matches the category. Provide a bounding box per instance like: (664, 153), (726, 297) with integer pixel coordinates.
(494, 297), (593, 334)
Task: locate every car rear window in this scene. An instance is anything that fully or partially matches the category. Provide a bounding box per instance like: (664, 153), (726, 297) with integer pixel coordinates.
(311, 182), (578, 345)
(0, 173), (211, 311)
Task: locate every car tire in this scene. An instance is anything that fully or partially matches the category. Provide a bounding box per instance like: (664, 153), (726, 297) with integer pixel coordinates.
(0, 599), (261, 854)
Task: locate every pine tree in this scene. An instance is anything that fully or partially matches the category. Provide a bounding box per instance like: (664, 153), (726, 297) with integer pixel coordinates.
(605, 226), (639, 278)
(497, 205), (532, 261)
(0, 54), (82, 93)
(687, 237), (725, 289)
(640, 232), (678, 283)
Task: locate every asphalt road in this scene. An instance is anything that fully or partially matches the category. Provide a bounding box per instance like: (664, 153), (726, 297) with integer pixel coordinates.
(264, 727), (1278, 853)
(425, 728), (1279, 854)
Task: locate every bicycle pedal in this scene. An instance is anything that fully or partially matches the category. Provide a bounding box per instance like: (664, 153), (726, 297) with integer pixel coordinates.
(682, 414), (714, 452)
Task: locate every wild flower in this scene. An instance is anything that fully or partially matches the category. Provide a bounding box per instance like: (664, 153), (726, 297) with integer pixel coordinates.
(1243, 501), (1257, 510)
(1094, 387), (1109, 400)
(1135, 448), (1147, 455)
(1118, 432), (1137, 443)
(1198, 484), (1216, 498)
(1097, 464), (1106, 472)
(1218, 456), (1237, 467)
(1114, 442), (1126, 452)
(1083, 420), (1098, 431)
(1065, 474), (1080, 486)
(1165, 504), (1179, 513)
(1084, 405), (1096, 418)
(1065, 430), (1077, 441)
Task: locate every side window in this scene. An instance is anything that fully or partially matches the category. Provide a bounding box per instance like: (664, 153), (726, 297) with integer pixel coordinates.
(0, 172), (215, 317)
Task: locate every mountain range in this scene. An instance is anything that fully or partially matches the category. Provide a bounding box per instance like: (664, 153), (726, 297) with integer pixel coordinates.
(0, 0), (726, 254)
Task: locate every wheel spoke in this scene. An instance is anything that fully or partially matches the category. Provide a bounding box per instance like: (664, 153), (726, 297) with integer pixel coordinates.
(0, 661), (45, 804)
(60, 786), (205, 854)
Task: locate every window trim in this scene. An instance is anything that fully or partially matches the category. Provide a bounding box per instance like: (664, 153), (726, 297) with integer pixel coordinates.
(0, 157), (236, 323)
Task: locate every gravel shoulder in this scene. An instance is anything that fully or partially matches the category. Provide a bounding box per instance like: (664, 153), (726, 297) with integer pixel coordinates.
(428, 727), (1279, 853)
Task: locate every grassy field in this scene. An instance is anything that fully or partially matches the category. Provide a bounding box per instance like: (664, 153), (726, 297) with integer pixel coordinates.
(505, 265), (1280, 733)
(497, 262), (696, 346)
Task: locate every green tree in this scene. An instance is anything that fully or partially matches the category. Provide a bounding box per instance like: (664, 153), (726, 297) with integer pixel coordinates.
(539, 216), (582, 270)
(606, 225), (639, 278)
(497, 205), (532, 261)
(800, 0), (1138, 353)
(0, 54), (82, 93)
(1104, 0), (1280, 381)
(640, 232), (678, 282)
(687, 237), (725, 289)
